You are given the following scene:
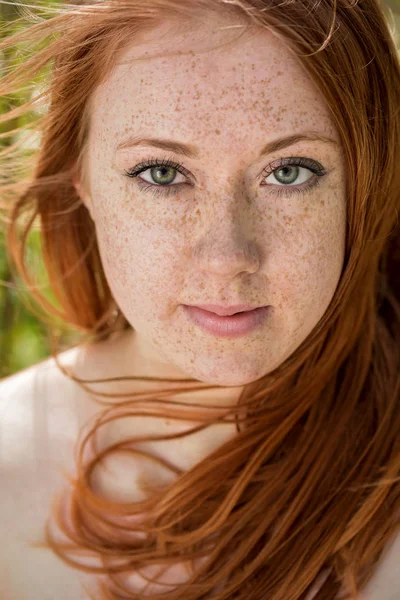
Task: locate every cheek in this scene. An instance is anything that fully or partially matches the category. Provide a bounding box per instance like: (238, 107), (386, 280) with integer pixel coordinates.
(94, 200), (185, 313)
(271, 196), (346, 314)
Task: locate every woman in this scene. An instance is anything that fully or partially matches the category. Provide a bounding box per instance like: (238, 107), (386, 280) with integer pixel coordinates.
(0, 0), (400, 598)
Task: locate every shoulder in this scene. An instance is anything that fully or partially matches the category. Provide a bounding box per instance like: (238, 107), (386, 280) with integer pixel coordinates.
(0, 348), (94, 599)
(0, 347), (87, 464)
(0, 346), (78, 399)
(0, 345), (80, 397)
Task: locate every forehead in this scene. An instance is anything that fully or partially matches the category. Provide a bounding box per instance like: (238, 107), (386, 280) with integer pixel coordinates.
(90, 17), (339, 152)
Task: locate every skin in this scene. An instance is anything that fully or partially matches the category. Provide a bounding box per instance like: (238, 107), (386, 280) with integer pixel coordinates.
(74, 13), (346, 413)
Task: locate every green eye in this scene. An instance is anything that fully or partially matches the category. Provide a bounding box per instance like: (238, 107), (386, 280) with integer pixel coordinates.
(123, 155), (327, 199)
(148, 166), (178, 185)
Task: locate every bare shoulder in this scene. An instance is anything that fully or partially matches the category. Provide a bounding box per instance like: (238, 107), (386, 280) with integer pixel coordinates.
(0, 348), (95, 599)
(0, 347), (92, 475)
(0, 347), (83, 420)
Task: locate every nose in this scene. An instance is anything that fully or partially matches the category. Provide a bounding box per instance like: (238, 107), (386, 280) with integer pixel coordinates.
(191, 204), (260, 279)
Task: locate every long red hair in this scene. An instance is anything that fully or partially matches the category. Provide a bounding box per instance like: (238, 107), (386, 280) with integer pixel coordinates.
(1, 0), (400, 598)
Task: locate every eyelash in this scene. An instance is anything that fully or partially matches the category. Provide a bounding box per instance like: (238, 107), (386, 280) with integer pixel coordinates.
(123, 155), (327, 199)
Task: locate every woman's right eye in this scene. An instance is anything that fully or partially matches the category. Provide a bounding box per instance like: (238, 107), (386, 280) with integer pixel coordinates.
(123, 157), (191, 197)
(135, 165), (187, 186)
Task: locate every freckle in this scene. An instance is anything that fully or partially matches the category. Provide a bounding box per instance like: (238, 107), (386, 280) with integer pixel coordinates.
(215, 129), (220, 135)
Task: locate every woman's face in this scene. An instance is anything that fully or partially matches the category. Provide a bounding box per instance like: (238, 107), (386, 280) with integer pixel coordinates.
(77, 15), (346, 387)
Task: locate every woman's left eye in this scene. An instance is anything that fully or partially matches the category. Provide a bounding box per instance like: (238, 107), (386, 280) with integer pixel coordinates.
(123, 156), (327, 199)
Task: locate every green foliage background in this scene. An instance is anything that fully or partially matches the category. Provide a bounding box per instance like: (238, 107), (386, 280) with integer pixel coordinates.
(0, 0), (400, 378)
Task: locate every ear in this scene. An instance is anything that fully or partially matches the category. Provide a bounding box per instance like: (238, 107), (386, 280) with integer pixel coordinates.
(72, 171), (95, 221)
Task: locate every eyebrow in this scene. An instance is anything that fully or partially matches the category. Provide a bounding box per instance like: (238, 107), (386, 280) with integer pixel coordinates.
(115, 132), (339, 159)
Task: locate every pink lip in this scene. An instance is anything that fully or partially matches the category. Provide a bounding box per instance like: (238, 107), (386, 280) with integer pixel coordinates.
(188, 303), (261, 316)
(183, 305), (270, 338)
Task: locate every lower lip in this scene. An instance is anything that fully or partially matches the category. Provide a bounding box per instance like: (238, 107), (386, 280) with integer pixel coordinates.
(183, 305), (270, 338)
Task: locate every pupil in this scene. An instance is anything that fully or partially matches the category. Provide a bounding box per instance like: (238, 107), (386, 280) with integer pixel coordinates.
(278, 166), (298, 184)
(153, 166), (175, 184)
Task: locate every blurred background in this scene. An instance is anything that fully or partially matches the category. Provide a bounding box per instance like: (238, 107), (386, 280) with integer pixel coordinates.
(1, 0), (400, 378)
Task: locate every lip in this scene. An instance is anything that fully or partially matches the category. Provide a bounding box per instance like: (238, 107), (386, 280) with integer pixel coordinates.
(187, 304), (263, 317)
(183, 305), (270, 338)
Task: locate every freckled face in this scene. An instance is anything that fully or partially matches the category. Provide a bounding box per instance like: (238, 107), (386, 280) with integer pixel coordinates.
(82, 16), (346, 387)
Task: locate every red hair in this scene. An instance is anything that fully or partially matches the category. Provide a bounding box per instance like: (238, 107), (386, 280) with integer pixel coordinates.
(1, 0), (400, 598)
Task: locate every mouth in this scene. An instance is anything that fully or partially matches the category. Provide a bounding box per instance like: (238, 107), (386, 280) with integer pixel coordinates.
(182, 305), (271, 338)
(186, 304), (265, 317)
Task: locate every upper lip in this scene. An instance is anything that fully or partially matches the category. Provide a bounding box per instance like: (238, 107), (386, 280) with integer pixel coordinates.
(185, 304), (265, 316)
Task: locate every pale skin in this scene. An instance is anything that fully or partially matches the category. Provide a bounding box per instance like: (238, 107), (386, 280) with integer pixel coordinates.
(74, 14), (346, 414)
